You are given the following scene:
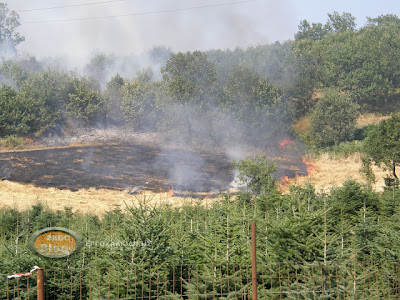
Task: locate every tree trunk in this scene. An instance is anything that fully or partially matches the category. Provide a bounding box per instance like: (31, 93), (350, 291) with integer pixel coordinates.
(393, 160), (399, 186)
(183, 102), (192, 141)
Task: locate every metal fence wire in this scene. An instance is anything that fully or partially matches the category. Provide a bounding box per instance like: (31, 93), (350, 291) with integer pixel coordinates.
(1, 261), (400, 299)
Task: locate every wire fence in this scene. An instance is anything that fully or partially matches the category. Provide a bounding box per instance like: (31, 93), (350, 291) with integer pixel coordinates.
(2, 261), (400, 299)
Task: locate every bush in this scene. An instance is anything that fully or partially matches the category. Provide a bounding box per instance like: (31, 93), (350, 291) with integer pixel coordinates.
(0, 135), (26, 149)
(66, 78), (108, 125)
(310, 88), (359, 147)
(234, 155), (278, 194)
(16, 70), (75, 135)
(0, 85), (34, 136)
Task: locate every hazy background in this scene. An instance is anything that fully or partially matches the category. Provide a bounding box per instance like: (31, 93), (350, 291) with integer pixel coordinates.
(5, 0), (399, 68)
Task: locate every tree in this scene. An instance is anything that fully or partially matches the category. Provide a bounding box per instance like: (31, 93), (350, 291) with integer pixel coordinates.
(0, 85), (33, 136)
(0, 56), (42, 88)
(120, 79), (159, 130)
(327, 11), (356, 33)
(234, 155), (278, 194)
(103, 73), (125, 124)
(363, 114), (400, 186)
(223, 65), (281, 109)
(222, 65), (286, 143)
(84, 53), (115, 87)
(17, 70), (74, 134)
(295, 20), (331, 41)
(295, 11), (356, 41)
(310, 88), (359, 147)
(0, 3), (24, 57)
(66, 78), (107, 125)
(161, 51), (218, 139)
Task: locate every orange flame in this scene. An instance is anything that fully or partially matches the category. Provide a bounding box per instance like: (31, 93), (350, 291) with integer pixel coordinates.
(278, 176), (291, 191)
(279, 138), (296, 148)
(302, 157), (317, 174)
(168, 189), (174, 197)
(281, 176), (290, 185)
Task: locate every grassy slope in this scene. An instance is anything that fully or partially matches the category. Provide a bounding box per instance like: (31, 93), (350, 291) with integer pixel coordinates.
(290, 113), (396, 192)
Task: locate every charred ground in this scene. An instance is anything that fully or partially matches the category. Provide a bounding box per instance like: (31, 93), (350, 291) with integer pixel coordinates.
(0, 140), (307, 193)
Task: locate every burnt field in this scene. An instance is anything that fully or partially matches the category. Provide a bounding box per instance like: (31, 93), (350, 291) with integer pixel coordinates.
(0, 141), (308, 193)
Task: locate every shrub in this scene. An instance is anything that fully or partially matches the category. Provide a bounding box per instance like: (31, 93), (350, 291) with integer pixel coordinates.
(310, 88), (359, 147)
(0, 135), (26, 149)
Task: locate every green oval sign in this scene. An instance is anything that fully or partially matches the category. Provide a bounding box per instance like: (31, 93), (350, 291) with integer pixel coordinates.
(28, 227), (83, 258)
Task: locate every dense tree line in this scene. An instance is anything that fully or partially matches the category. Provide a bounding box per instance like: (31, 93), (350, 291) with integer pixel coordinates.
(0, 9), (399, 149)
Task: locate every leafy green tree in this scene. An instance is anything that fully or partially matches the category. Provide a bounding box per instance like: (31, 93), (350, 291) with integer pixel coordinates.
(161, 51), (218, 139)
(295, 11), (356, 41)
(223, 65), (281, 109)
(310, 88), (359, 147)
(234, 155), (278, 194)
(120, 79), (160, 130)
(66, 78), (107, 125)
(0, 3), (24, 56)
(303, 14), (400, 106)
(295, 20), (331, 41)
(0, 85), (32, 136)
(103, 73), (125, 124)
(17, 70), (74, 135)
(327, 11), (356, 33)
(0, 57), (43, 90)
(222, 65), (287, 143)
(84, 53), (115, 86)
(363, 114), (400, 185)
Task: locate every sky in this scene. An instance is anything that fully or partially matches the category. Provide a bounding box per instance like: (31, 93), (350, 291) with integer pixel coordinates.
(5, 0), (400, 67)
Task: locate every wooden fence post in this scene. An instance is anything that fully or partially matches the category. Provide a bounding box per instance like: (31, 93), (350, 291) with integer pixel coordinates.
(37, 267), (44, 300)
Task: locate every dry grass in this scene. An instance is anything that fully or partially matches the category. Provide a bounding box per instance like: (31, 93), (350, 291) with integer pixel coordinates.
(0, 181), (219, 216)
(356, 113), (390, 129)
(288, 152), (388, 193)
(292, 116), (311, 135)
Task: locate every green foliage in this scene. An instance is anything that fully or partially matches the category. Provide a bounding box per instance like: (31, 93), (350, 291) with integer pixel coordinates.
(84, 53), (115, 85)
(363, 114), (400, 185)
(1, 182), (400, 298)
(329, 180), (379, 224)
(103, 73), (125, 124)
(327, 11), (357, 33)
(161, 51), (219, 138)
(310, 88), (359, 147)
(234, 155), (278, 194)
(120, 79), (160, 130)
(17, 71), (74, 135)
(66, 78), (107, 125)
(295, 11), (356, 41)
(0, 84), (32, 136)
(162, 51), (218, 104)
(223, 65), (281, 109)
(1, 60), (28, 87)
(295, 19), (331, 41)
(0, 135), (26, 149)
(0, 3), (24, 53)
(222, 65), (289, 143)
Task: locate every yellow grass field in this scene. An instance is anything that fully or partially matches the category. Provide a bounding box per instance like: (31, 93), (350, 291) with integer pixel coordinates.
(290, 152), (388, 193)
(0, 180), (218, 215)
